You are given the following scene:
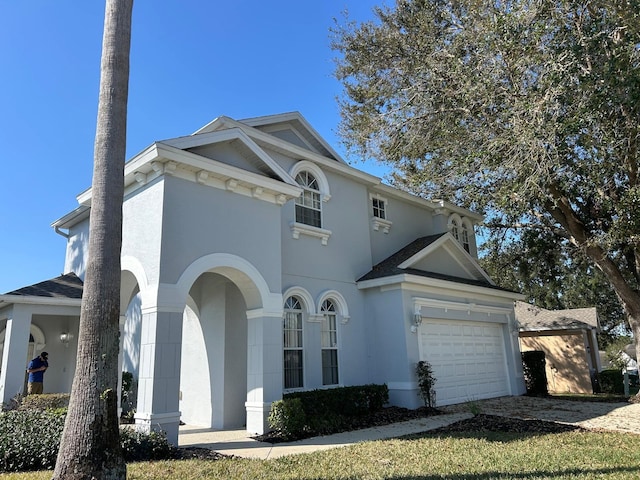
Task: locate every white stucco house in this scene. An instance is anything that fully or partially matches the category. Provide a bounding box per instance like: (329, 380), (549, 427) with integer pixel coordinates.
(0, 112), (525, 444)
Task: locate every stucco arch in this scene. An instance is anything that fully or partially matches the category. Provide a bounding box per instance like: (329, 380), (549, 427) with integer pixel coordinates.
(317, 290), (350, 323)
(0, 324), (46, 351)
(289, 160), (331, 201)
(282, 286), (316, 315)
(120, 256), (149, 314)
(176, 253), (275, 311)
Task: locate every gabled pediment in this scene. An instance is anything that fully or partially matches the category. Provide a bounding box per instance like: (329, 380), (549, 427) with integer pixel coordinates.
(358, 233), (495, 286)
(397, 233), (494, 284)
(193, 112), (346, 163)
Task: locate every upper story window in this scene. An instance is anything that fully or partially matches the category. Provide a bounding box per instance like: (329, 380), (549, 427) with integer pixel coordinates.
(370, 193), (393, 234)
(295, 171), (322, 228)
(450, 218), (460, 241)
(289, 161), (332, 245)
(448, 213), (474, 254)
(283, 296), (304, 389)
(461, 223), (471, 253)
(372, 197), (386, 219)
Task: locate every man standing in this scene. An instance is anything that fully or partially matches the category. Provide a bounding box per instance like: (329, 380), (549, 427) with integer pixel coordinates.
(27, 351), (49, 395)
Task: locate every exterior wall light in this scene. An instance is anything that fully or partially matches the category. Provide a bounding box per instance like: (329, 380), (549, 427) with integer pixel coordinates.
(60, 332), (73, 346)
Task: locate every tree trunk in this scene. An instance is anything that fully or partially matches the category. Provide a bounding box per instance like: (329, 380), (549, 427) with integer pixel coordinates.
(53, 1), (133, 478)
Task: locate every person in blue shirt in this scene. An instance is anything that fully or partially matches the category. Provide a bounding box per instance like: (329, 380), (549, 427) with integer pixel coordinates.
(27, 352), (49, 395)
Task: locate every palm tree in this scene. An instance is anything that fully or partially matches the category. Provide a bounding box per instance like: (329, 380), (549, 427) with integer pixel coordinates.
(53, 1), (133, 478)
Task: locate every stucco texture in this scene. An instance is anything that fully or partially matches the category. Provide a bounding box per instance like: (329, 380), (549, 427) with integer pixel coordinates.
(520, 334), (593, 394)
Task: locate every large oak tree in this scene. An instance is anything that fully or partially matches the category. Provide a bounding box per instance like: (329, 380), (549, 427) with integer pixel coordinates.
(333, 0), (640, 366)
(53, 1), (133, 478)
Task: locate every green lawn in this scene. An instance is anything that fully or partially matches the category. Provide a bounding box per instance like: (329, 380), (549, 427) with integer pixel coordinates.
(4, 429), (639, 480)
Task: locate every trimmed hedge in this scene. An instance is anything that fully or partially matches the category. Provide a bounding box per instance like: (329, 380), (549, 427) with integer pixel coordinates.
(19, 393), (70, 411)
(0, 409), (175, 472)
(599, 369), (624, 394)
(522, 351), (548, 396)
(268, 384), (389, 439)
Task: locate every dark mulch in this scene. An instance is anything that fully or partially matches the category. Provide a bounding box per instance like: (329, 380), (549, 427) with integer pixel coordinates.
(424, 414), (585, 435)
(173, 409), (586, 460)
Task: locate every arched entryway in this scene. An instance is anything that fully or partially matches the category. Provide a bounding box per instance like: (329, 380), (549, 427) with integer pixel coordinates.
(180, 273), (248, 429)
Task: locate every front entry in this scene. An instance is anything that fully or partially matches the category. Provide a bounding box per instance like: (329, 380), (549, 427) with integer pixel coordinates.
(181, 273), (248, 429)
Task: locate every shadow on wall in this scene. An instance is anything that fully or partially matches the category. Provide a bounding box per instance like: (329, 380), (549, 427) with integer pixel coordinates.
(123, 294), (142, 383)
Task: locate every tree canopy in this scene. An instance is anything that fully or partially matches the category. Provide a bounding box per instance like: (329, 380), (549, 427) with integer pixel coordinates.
(332, 0), (640, 357)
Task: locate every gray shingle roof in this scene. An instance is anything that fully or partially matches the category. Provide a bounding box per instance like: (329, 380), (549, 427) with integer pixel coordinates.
(357, 234), (513, 292)
(3, 273), (83, 299)
(515, 301), (599, 332)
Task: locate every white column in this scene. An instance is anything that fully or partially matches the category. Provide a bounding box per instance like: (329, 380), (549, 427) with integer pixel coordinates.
(0, 305), (32, 405)
(134, 307), (183, 445)
(245, 309), (283, 434)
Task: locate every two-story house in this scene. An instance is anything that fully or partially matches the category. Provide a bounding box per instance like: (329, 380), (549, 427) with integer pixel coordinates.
(0, 112), (525, 445)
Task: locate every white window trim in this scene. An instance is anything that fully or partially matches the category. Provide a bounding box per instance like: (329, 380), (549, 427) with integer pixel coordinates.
(317, 290), (350, 324)
(370, 193), (392, 233)
(290, 161), (331, 202)
(290, 221), (332, 245)
(283, 295), (306, 391)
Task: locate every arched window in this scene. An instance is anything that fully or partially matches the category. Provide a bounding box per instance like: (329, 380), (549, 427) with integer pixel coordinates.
(295, 171), (322, 228)
(461, 223), (471, 253)
(283, 296), (304, 389)
(450, 218), (460, 241)
(320, 299), (339, 385)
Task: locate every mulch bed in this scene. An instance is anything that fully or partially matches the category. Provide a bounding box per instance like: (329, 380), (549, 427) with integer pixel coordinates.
(173, 408), (587, 460)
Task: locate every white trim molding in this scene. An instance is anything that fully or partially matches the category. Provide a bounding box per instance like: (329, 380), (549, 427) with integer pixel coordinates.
(289, 222), (332, 245)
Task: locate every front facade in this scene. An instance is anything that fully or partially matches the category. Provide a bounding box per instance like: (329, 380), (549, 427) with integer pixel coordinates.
(0, 113), (525, 444)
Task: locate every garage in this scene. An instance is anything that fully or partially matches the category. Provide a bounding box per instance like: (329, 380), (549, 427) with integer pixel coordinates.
(418, 319), (510, 405)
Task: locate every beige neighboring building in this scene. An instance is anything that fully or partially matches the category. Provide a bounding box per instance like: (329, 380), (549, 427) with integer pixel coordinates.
(516, 302), (601, 394)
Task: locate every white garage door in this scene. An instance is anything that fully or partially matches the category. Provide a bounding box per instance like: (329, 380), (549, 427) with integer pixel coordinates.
(418, 319), (510, 406)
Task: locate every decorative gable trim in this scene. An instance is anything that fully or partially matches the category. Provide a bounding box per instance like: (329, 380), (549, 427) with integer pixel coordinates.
(397, 233), (493, 284)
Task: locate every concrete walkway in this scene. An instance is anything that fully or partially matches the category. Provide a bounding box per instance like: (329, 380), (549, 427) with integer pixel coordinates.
(178, 396), (640, 459)
(178, 412), (473, 459)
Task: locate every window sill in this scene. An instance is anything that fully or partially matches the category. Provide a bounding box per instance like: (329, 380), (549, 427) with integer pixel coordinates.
(371, 217), (393, 234)
(290, 222), (332, 245)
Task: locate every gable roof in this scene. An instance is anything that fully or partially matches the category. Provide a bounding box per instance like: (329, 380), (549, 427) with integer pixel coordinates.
(515, 301), (600, 332)
(3, 273), (83, 299)
(194, 112), (345, 163)
(357, 233), (512, 293)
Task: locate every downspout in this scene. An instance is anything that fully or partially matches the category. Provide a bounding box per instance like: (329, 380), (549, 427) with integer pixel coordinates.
(54, 226), (69, 239)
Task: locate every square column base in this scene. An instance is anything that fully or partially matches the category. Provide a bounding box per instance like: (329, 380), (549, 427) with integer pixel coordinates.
(134, 410), (181, 446)
(245, 401), (271, 434)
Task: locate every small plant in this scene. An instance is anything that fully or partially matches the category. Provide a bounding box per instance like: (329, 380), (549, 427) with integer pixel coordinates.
(466, 398), (482, 416)
(119, 427), (174, 462)
(416, 361), (437, 408)
(522, 351), (548, 396)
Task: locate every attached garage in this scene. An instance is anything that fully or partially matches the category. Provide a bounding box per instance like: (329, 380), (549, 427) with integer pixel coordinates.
(418, 319), (510, 405)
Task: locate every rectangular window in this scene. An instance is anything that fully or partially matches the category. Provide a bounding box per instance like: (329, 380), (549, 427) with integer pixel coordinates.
(321, 313), (338, 385)
(284, 311), (303, 389)
(295, 191), (322, 227)
(372, 198), (386, 219)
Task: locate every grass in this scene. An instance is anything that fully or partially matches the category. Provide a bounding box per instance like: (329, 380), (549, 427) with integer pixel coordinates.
(4, 429), (640, 480)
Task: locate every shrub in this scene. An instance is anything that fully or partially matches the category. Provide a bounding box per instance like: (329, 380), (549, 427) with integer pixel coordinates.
(268, 398), (307, 439)
(0, 409), (66, 472)
(416, 361), (437, 408)
(599, 369), (624, 394)
(269, 384), (389, 438)
(0, 409), (175, 472)
(119, 427), (174, 462)
(522, 351), (548, 396)
(19, 393), (70, 412)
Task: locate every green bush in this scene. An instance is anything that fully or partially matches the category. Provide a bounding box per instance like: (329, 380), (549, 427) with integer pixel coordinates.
(269, 384), (389, 438)
(268, 398), (307, 439)
(599, 369), (624, 394)
(0, 409), (66, 472)
(0, 409), (174, 472)
(522, 351), (548, 396)
(19, 393), (70, 412)
(119, 428), (174, 462)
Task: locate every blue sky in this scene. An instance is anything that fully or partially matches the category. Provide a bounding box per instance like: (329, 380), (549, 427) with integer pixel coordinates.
(0, 0), (391, 293)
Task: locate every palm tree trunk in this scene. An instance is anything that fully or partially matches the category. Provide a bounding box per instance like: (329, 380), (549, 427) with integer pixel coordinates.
(53, 1), (133, 478)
